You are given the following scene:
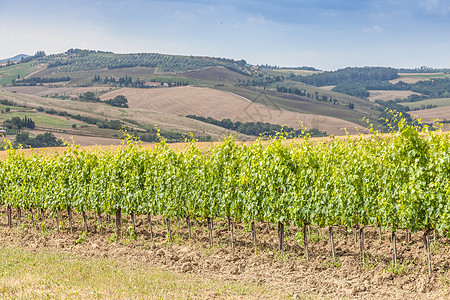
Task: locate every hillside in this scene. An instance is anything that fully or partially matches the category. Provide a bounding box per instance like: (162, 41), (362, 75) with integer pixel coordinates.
(0, 90), (252, 144)
(31, 49), (250, 74)
(100, 87), (364, 135)
(0, 54), (30, 63)
(8, 50), (445, 145)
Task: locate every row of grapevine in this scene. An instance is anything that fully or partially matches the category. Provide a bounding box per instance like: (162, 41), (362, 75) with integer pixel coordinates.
(1, 120), (449, 270)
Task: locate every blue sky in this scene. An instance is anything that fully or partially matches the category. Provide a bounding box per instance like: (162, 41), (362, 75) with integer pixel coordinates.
(1, 0), (450, 70)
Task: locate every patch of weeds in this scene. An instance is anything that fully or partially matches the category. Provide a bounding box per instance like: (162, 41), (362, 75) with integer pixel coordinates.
(40, 221), (49, 236)
(360, 253), (379, 271)
(383, 261), (409, 276)
(17, 222), (26, 231)
(127, 225), (137, 240)
(309, 228), (326, 243)
(274, 250), (292, 262)
(323, 257), (342, 269)
(76, 231), (88, 244)
(295, 231), (304, 248)
(57, 220), (65, 232)
(431, 240), (440, 254)
(108, 233), (118, 243)
(440, 274), (450, 286)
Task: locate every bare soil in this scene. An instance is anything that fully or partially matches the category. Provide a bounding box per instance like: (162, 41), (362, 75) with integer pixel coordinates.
(1, 207), (449, 299)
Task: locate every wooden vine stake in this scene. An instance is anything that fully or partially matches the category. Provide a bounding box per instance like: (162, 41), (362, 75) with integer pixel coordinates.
(7, 205), (12, 228)
(55, 211), (60, 231)
(329, 226), (336, 264)
(131, 212), (136, 234)
(406, 229), (411, 244)
(67, 207), (73, 234)
(378, 226), (382, 243)
(116, 209), (122, 239)
(207, 217), (213, 247)
(82, 211), (88, 233)
(392, 230), (397, 267)
(251, 220), (257, 251)
(166, 217), (172, 241)
(186, 216), (191, 239)
(147, 214), (153, 241)
(359, 226), (365, 264)
(278, 222), (284, 251)
(424, 229), (432, 275)
(17, 207), (22, 224)
(97, 213), (102, 232)
(303, 225), (309, 261)
(29, 209), (35, 227)
(228, 217), (234, 249)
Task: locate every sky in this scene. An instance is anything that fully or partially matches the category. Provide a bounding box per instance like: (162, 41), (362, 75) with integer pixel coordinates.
(1, 0), (450, 70)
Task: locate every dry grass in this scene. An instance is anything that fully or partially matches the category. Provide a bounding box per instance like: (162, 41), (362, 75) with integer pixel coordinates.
(29, 129), (124, 146)
(100, 87), (363, 135)
(389, 73), (448, 84)
(0, 90), (248, 141)
(0, 246), (279, 299)
(317, 86), (335, 91)
(2, 86), (115, 97)
(368, 90), (422, 102)
(410, 107), (450, 124)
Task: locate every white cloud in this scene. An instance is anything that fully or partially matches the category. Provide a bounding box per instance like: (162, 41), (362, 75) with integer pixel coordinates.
(363, 25), (383, 33)
(419, 0), (450, 15)
(246, 14), (271, 25)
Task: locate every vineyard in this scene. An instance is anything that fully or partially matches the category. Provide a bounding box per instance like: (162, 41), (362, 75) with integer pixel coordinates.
(1, 119), (450, 276)
(33, 50), (249, 74)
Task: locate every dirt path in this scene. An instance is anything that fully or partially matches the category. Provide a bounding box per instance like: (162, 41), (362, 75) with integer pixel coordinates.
(0, 208), (448, 299)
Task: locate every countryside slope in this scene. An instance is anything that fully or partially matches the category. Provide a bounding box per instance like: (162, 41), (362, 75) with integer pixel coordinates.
(0, 90), (251, 142)
(100, 86), (365, 135)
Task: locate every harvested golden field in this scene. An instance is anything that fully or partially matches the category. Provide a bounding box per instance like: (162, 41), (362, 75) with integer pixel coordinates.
(389, 73), (447, 84)
(100, 86), (364, 135)
(368, 90), (422, 102)
(2, 86), (114, 97)
(318, 85), (335, 91)
(0, 90), (248, 141)
(30, 129), (124, 146)
(410, 107), (450, 124)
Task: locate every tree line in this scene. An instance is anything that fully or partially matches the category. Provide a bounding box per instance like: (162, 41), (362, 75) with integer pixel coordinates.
(185, 115), (326, 137)
(292, 67), (399, 87)
(11, 76), (71, 86)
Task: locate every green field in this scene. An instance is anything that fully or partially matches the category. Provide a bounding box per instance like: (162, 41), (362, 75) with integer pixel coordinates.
(399, 98), (450, 109)
(398, 73), (450, 79)
(0, 62), (43, 86)
(266, 68), (322, 76)
(0, 112), (85, 129)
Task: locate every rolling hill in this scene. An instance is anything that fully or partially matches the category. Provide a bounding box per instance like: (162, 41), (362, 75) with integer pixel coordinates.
(0, 54), (30, 63)
(100, 86), (364, 135)
(6, 49), (434, 146)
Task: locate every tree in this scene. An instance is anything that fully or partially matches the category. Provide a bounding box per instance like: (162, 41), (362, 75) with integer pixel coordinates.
(105, 95), (128, 108)
(79, 92), (100, 102)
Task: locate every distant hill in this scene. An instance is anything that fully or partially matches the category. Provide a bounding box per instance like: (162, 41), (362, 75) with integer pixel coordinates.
(31, 48), (251, 75)
(0, 54), (30, 62)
